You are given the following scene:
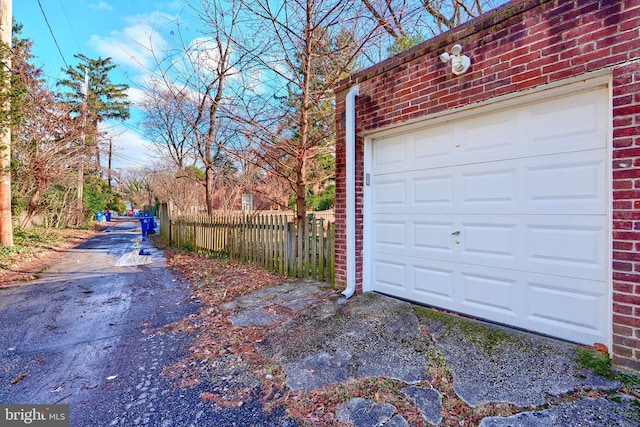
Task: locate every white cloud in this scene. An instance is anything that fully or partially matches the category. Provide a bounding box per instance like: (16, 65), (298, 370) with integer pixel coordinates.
(102, 122), (154, 170)
(186, 37), (222, 72)
(87, 1), (114, 11)
(88, 12), (174, 73)
(126, 86), (147, 106)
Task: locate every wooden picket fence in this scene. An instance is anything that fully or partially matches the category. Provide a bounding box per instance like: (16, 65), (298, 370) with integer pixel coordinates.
(157, 205), (335, 284)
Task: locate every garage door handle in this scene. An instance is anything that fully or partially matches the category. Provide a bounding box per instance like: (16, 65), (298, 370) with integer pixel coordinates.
(451, 230), (460, 236)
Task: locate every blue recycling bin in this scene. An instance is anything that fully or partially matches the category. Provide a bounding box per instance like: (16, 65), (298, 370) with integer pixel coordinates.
(105, 212), (112, 221)
(139, 217), (153, 236)
(95, 212), (105, 222)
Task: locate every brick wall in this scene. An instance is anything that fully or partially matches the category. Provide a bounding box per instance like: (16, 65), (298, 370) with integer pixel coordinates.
(335, 0), (640, 371)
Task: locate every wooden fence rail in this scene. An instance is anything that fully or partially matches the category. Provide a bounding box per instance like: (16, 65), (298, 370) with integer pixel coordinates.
(157, 205), (335, 284)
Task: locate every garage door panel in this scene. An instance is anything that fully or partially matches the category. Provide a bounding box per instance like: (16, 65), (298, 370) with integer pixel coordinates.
(413, 176), (455, 206)
(372, 213), (605, 281)
(526, 220), (606, 279)
(372, 256), (608, 344)
(413, 127), (456, 164)
(373, 215), (455, 258)
(460, 272), (519, 317)
(413, 221), (455, 253)
(462, 169), (517, 204)
(471, 223), (604, 282)
(525, 156), (605, 205)
(526, 277), (607, 336)
(374, 254), (457, 302)
(373, 221), (406, 248)
(460, 223), (517, 260)
(369, 86), (609, 346)
(372, 150), (606, 215)
(373, 90), (607, 175)
(374, 135), (407, 171)
(373, 259), (406, 289)
(413, 265), (455, 302)
(528, 89), (607, 150)
(459, 111), (516, 153)
(373, 179), (406, 206)
(458, 215), (606, 282)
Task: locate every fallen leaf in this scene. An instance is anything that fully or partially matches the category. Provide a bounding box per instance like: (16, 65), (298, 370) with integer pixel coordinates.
(11, 373), (27, 385)
(593, 343), (609, 355)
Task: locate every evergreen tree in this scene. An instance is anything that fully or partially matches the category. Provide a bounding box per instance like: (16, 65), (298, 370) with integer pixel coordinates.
(57, 54), (130, 169)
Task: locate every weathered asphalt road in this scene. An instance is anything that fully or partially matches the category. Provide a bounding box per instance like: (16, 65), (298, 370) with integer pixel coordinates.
(0, 219), (293, 427)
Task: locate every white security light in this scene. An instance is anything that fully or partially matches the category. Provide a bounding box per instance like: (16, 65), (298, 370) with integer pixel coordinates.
(440, 44), (471, 76)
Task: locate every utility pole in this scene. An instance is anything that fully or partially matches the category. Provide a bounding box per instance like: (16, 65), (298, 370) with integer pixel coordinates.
(108, 137), (113, 189)
(76, 69), (88, 226)
(0, 0), (13, 247)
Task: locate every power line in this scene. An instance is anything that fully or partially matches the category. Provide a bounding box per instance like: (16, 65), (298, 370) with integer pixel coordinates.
(58, 0), (83, 54)
(37, 0), (69, 69)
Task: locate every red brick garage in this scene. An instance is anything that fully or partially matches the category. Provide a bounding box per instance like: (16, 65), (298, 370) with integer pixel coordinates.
(335, 0), (640, 371)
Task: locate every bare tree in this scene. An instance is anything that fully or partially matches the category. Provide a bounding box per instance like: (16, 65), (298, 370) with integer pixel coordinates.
(12, 82), (83, 228)
(423, 0), (492, 32)
(140, 0), (252, 215)
(141, 80), (196, 170)
(361, 0), (505, 56)
(154, 169), (204, 215)
(120, 167), (155, 210)
(9, 27), (86, 229)
(235, 0), (379, 226)
(360, 0), (416, 39)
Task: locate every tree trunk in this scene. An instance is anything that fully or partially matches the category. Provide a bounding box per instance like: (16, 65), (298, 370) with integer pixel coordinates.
(205, 166), (215, 215)
(21, 188), (40, 230)
(295, 157), (307, 227)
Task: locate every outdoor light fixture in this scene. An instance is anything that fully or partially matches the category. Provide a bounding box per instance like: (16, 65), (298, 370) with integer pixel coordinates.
(440, 44), (471, 76)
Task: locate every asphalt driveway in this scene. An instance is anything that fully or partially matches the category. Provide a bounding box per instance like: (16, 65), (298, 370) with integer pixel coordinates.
(0, 219), (293, 426)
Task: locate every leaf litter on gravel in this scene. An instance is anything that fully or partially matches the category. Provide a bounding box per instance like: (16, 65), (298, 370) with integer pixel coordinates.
(157, 249), (532, 426)
(159, 249), (441, 425)
(161, 249), (289, 408)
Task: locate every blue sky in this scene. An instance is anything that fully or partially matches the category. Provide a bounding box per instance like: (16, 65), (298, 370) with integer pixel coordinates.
(14, 0), (189, 170)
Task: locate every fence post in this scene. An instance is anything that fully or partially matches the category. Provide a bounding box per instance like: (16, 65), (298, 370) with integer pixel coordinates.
(328, 222), (335, 285)
(318, 218), (325, 281)
(311, 219), (318, 281)
(287, 221), (296, 276)
(279, 216), (286, 274)
(297, 219), (304, 277)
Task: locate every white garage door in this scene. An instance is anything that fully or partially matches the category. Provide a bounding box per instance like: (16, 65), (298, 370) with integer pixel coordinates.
(368, 86), (609, 346)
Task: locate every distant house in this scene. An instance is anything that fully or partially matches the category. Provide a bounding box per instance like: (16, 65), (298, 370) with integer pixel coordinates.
(335, 0), (640, 371)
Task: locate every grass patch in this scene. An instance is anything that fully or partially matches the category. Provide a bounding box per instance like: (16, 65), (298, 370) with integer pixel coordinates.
(0, 228), (59, 258)
(576, 348), (640, 389)
(0, 227), (92, 263)
(413, 306), (516, 356)
(419, 324), (521, 425)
